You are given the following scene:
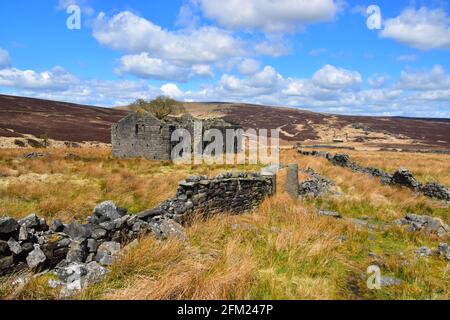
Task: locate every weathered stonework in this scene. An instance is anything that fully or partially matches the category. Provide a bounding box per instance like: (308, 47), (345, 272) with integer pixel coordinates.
(112, 113), (176, 160)
(0, 167), (277, 294)
(138, 171), (277, 224)
(112, 113), (242, 161)
(297, 148), (450, 201)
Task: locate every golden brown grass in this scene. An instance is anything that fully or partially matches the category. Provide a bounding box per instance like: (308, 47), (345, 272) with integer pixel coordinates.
(0, 148), (261, 222)
(0, 147), (449, 300)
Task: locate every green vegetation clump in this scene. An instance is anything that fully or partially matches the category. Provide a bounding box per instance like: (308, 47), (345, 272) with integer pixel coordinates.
(128, 96), (186, 120)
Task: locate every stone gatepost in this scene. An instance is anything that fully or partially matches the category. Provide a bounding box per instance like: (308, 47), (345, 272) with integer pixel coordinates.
(285, 163), (299, 198)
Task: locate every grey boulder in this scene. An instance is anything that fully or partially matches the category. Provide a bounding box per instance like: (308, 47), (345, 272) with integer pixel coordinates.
(95, 241), (121, 266)
(66, 240), (88, 263)
(53, 261), (109, 295)
(416, 246), (432, 257)
(436, 243), (450, 260)
(7, 238), (23, 255)
(50, 220), (65, 233)
(0, 240), (9, 255)
(155, 219), (186, 241)
(63, 223), (92, 240)
(26, 245), (47, 269)
(91, 201), (127, 223)
(18, 214), (40, 230)
(319, 210), (342, 219)
(0, 217), (19, 240)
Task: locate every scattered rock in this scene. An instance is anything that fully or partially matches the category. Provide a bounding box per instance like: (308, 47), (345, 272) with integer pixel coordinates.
(52, 261), (109, 296)
(231, 223), (259, 232)
(420, 183), (450, 201)
(1, 170), (276, 279)
(348, 218), (369, 227)
(39, 218), (49, 232)
(26, 245), (47, 269)
(18, 214), (40, 230)
(0, 240), (9, 255)
(91, 228), (107, 240)
(0, 256), (14, 271)
(95, 241), (121, 266)
(0, 218), (20, 240)
(66, 240), (88, 263)
(157, 219), (186, 242)
(397, 214), (450, 238)
(63, 223), (92, 240)
(18, 226), (29, 241)
(7, 238), (23, 255)
(91, 201), (127, 223)
(87, 239), (98, 253)
(50, 220), (64, 233)
(391, 168), (420, 190)
(299, 169), (334, 198)
(330, 154), (352, 167)
(416, 246), (432, 257)
(0, 217), (19, 240)
(436, 243), (450, 260)
(380, 276), (402, 287)
(319, 210), (342, 219)
(137, 208), (163, 221)
(299, 150), (450, 201)
(22, 152), (45, 159)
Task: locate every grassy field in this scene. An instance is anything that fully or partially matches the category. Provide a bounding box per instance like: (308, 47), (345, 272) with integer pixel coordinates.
(0, 148), (449, 300)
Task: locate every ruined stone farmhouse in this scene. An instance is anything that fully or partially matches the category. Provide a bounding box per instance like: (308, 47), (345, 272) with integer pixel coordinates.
(112, 113), (242, 160)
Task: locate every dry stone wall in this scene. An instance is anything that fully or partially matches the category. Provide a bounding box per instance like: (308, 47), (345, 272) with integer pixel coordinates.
(0, 168), (277, 295)
(138, 171), (277, 224)
(297, 148), (450, 201)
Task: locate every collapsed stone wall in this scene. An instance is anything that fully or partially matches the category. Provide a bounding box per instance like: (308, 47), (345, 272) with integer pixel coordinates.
(298, 168), (335, 198)
(297, 149), (450, 201)
(284, 163), (335, 199)
(0, 169), (277, 294)
(138, 171), (277, 224)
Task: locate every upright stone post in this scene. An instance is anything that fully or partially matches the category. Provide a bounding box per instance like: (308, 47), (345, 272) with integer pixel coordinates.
(285, 163), (299, 198)
(260, 164), (279, 195)
(193, 120), (203, 165)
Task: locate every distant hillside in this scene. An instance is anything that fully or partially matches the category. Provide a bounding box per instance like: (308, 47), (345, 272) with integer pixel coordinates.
(1, 94), (450, 150)
(0, 94), (127, 144)
(182, 102), (450, 150)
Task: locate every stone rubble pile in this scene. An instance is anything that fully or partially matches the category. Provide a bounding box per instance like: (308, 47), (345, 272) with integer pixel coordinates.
(298, 168), (335, 198)
(395, 214), (450, 238)
(297, 149), (450, 201)
(21, 152), (46, 159)
(416, 244), (450, 260)
(1, 169), (277, 295)
(0, 202), (182, 278)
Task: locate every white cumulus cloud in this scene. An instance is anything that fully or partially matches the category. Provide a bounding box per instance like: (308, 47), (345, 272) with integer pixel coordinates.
(397, 65), (450, 90)
(116, 53), (213, 82)
(161, 83), (183, 98)
(93, 11), (244, 65)
(198, 0), (341, 33)
(0, 66), (78, 91)
(312, 64), (362, 89)
(381, 7), (450, 50)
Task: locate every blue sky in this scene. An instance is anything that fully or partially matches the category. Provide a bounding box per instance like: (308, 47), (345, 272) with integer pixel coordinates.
(0, 0), (449, 117)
